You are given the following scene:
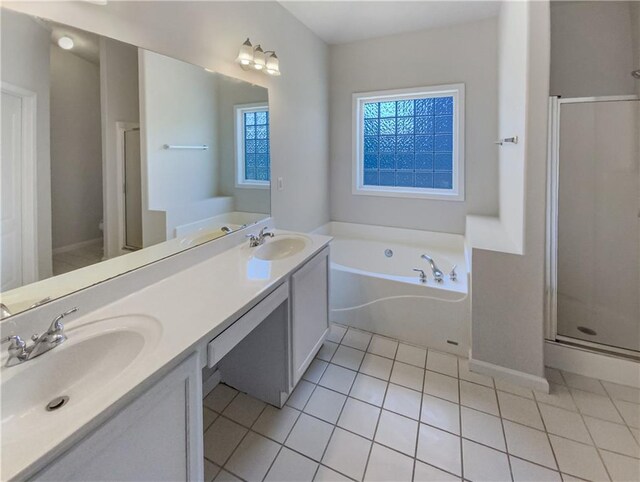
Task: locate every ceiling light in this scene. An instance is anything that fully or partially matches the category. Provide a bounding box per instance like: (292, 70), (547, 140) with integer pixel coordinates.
(58, 36), (74, 50)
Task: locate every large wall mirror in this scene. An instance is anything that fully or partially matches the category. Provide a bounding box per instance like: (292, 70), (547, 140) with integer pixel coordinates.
(1, 8), (271, 317)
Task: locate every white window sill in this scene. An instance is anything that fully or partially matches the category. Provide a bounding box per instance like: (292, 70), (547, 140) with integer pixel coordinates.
(235, 182), (270, 190)
(353, 185), (464, 202)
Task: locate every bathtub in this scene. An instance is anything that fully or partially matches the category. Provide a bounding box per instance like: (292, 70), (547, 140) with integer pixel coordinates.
(316, 222), (470, 356)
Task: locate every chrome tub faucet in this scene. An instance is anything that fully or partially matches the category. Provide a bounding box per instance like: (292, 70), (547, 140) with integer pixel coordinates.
(421, 254), (444, 282)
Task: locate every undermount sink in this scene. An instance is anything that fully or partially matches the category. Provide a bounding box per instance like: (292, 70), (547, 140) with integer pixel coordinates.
(253, 235), (310, 261)
(1, 314), (161, 443)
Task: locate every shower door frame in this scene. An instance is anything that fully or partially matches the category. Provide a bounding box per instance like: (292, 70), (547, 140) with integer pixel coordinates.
(545, 94), (640, 358)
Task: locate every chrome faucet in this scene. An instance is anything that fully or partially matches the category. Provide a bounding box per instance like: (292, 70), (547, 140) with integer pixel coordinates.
(246, 227), (274, 247)
(0, 303), (11, 320)
(2, 307), (78, 366)
(421, 254), (444, 282)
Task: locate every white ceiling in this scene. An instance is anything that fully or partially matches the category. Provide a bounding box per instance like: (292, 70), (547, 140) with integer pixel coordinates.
(279, 1), (501, 45)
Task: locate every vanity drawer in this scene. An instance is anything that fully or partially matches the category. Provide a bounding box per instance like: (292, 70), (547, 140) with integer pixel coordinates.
(207, 281), (289, 368)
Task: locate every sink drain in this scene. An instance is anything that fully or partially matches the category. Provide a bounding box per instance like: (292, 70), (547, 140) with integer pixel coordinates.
(46, 396), (69, 412)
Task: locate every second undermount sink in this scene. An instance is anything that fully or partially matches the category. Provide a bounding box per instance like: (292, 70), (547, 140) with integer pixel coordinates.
(1, 314), (161, 444)
(253, 235), (310, 261)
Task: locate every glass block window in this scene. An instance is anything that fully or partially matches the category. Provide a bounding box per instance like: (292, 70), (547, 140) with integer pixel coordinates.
(354, 85), (464, 200)
(235, 104), (270, 188)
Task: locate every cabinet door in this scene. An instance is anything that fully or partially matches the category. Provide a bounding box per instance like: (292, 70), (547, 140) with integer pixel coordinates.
(32, 353), (203, 481)
(291, 247), (329, 386)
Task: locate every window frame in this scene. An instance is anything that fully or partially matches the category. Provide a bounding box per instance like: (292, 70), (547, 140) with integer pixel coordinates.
(352, 83), (465, 201)
(234, 102), (271, 189)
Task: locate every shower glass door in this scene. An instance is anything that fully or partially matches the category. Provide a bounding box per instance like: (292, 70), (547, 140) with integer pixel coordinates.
(553, 96), (639, 354)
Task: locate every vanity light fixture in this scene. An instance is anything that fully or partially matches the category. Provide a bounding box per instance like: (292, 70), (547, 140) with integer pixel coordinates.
(236, 38), (281, 76)
(236, 38), (254, 66)
(58, 36), (74, 50)
(265, 52), (281, 76)
(252, 45), (266, 70)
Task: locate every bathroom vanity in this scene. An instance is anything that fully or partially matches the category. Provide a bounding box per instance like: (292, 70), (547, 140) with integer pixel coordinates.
(1, 230), (331, 481)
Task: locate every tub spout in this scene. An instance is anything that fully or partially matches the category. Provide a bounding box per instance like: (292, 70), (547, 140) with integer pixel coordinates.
(421, 254), (444, 282)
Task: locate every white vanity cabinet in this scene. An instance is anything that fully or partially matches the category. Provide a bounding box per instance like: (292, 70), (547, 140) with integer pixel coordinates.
(32, 353), (203, 482)
(290, 247), (330, 386)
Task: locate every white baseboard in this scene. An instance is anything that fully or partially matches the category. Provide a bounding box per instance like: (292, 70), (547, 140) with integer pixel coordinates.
(469, 357), (550, 393)
(202, 369), (222, 397)
(545, 341), (640, 388)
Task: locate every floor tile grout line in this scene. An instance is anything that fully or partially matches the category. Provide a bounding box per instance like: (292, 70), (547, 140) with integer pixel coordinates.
(599, 373), (638, 432)
(316, 331), (372, 481)
(218, 400), (271, 481)
(564, 379), (614, 482)
(412, 347), (430, 481)
(259, 403), (305, 482)
(531, 385), (563, 474)
(492, 374), (515, 482)
(457, 358), (466, 481)
(352, 336), (382, 479)
(362, 337), (393, 482)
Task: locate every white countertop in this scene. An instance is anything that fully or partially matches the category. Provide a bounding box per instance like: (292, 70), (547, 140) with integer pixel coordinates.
(1, 230), (332, 481)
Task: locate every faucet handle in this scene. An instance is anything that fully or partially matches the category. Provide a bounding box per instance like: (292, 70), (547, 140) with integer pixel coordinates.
(413, 268), (427, 282)
(2, 335), (25, 348)
(449, 265), (458, 282)
(48, 307), (78, 335)
(260, 227), (274, 238)
(2, 335), (27, 359)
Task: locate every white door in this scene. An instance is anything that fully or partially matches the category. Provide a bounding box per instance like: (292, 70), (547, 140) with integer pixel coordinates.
(1, 91), (24, 290)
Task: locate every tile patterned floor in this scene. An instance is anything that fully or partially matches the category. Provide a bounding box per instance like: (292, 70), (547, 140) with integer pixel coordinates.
(202, 323), (640, 482)
(52, 242), (104, 275)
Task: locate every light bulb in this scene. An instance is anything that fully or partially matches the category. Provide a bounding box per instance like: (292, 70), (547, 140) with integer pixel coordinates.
(265, 52), (280, 76)
(58, 36), (74, 50)
(236, 38), (254, 66)
(252, 45), (266, 70)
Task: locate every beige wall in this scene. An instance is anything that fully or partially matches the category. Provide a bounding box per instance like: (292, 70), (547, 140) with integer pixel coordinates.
(100, 37), (139, 258)
(4, 1), (330, 233)
(50, 46), (103, 250)
(471, 1), (550, 378)
(328, 17), (499, 234)
(1, 9), (53, 279)
(550, 1), (636, 97)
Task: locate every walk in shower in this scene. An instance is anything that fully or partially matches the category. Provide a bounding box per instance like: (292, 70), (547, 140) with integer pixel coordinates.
(547, 95), (640, 356)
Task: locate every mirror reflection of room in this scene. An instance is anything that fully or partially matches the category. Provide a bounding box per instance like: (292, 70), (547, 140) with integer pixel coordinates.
(1, 9), (270, 312)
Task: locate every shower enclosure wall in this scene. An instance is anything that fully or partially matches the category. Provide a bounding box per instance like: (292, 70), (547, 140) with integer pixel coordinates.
(547, 95), (640, 356)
